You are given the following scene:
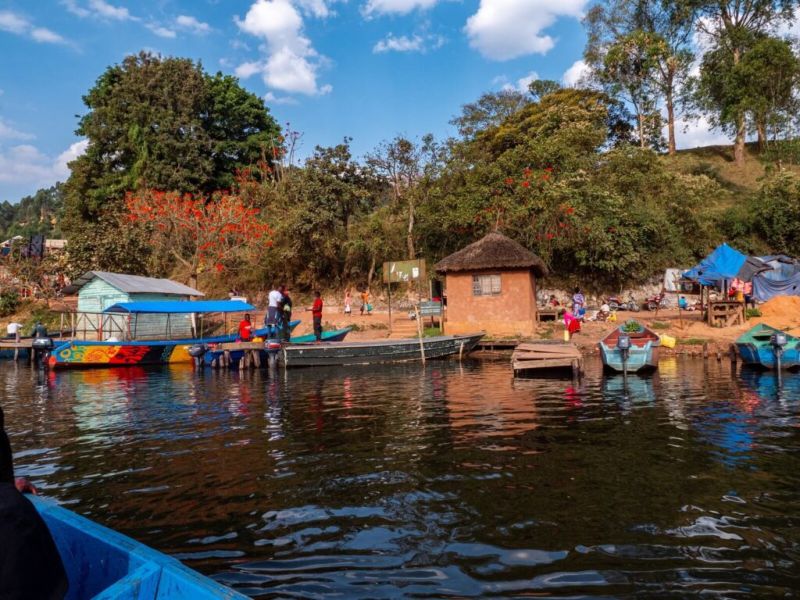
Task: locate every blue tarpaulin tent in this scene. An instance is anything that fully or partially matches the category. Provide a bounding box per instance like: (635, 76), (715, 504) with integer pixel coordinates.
(751, 255), (800, 301)
(683, 243), (769, 286)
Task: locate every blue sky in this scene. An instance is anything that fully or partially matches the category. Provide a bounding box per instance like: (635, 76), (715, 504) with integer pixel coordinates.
(0, 0), (723, 202)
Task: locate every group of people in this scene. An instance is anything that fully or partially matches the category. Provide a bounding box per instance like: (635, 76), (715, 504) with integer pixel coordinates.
(237, 284), (325, 344)
(343, 288), (372, 316)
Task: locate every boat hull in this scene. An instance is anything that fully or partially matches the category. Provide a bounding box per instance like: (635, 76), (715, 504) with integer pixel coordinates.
(202, 327), (353, 367)
(281, 333), (484, 367)
(599, 342), (660, 373)
(49, 322), (300, 368)
(30, 496), (246, 599)
(735, 342), (800, 370)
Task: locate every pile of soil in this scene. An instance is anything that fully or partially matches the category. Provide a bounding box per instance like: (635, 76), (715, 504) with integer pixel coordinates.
(752, 296), (800, 332)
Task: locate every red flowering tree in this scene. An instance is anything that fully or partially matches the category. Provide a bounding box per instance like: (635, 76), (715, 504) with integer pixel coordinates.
(125, 190), (271, 289)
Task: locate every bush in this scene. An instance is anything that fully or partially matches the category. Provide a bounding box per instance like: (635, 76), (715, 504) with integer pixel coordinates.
(0, 290), (20, 317)
(746, 308), (762, 318)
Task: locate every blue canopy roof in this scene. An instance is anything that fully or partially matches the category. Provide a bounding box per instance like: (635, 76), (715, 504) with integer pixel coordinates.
(104, 300), (255, 314)
(683, 243), (768, 286)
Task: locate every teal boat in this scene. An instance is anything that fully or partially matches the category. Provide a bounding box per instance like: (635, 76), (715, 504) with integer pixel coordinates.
(598, 322), (661, 373)
(31, 495), (245, 599)
(735, 323), (800, 370)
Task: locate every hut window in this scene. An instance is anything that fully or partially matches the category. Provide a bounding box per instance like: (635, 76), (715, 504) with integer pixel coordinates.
(472, 274), (501, 296)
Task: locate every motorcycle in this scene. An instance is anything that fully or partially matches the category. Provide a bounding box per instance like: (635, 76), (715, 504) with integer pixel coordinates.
(644, 292), (671, 311)
(606, 294), (640, 312)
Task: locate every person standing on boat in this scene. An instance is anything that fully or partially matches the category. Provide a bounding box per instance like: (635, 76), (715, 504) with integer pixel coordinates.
(309, 291), (324, 342)
(1, 407), (68, 600)
(238, 314), (254, 342)
(32, 321), (48, 338)
(266, 284), (283, 335)
(279, 285), (293, 342)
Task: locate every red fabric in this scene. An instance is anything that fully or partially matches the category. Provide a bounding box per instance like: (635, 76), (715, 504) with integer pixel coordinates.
(567, 318), (581, 335)
(312, 298), (323, 318)
(238, 320), (253, 341)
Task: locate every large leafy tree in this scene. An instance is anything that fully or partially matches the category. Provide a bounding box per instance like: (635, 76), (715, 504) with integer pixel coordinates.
(585, 0), (694, 155)
(688, 0), (796, 167)
(62, 52), (281, 275)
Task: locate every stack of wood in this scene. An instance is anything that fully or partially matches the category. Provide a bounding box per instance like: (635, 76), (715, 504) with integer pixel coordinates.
(512, 340), (583, 376)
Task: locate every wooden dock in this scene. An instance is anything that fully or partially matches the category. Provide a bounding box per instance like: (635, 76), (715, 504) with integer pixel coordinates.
(209, 342), (264, 369)
(512, 340), (583, 376)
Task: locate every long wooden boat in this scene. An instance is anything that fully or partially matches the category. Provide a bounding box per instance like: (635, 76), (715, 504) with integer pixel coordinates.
(278, 333), (484, 367)
(735, 323), (800, 370)
(30, 495), (246, 599)
(598, 322), (661, 373)
(49, 300), (299, 368)
(202, 326), (353, 367)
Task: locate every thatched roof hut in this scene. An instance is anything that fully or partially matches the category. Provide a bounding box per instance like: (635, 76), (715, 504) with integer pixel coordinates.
(435, 232), (548, 277)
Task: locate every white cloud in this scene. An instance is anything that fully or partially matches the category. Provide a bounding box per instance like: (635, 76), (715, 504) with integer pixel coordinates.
(296, 0), (333, 18)
(0, 120), (35, 141)
(562, 59), (589, 87)
(0, 10), (70, 45)
(30, 27), (67, 43)
(373, 33), (445, 53)
(87, 0), (134, 21)
(362, 0), (440, 17)
(0, 10), (28, 34)
(176, 14), (211, 35)
(676, 117), (730, 149)
(146, 23), (176, 38)
(465, 0), (587, 61)
(502, 70), (538, 93)
(264, 91), (299, 105)
(235, 0), (331, 96)
(235, 61), (263, 79)
(53, 139), (89, 178)
(0, 139), (87, 188)
(63, 0), (136, 21)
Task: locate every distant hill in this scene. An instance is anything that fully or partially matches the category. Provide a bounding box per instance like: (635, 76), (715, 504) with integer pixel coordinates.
(0, 183), (64, 241)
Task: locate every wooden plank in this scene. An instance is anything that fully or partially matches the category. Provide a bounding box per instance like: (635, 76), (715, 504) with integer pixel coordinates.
(513, 357), (575, 370)
(218, 342), (264, 351)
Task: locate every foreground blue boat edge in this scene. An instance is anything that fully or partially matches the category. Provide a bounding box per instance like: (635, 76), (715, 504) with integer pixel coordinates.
(30, 495), (247, 599)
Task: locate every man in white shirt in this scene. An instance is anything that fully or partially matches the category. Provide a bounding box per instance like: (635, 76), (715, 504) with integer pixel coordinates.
(6, 322), (23, 343)
(266, 285), (283, 331)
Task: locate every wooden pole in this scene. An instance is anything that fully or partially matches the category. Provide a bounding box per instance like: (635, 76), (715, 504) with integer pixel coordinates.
(414, 304), (425, 363)
(387, 283), (392, 333)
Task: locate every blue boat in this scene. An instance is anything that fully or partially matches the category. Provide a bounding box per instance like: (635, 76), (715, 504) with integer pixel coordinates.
(598, 322), (661, 373)
(30, 495), (247, 599)
(735, 323), (800, 370)
(202, 326), (353, 367)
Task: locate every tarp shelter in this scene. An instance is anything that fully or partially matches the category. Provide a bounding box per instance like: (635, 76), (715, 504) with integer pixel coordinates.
(751, 255), (800, 301)
(683, 243), (769, 286)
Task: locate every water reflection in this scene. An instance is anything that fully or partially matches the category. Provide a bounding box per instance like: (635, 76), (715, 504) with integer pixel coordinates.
(2, 358), (800, 597)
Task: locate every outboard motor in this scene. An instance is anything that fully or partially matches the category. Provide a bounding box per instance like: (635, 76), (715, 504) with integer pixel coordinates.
(771, 332), (788, 371)
(617, 334), (631, 377)
(188, 343), (207, 368)
(264, 338), (282, 370)
(31, 337), (54, 368)
(188, 344), (207, 358)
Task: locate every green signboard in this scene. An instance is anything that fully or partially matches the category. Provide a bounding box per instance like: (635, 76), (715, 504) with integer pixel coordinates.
(383, 259), (426, 284)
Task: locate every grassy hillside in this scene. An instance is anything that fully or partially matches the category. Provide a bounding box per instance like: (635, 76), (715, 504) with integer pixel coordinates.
(663, 142), (800, 195)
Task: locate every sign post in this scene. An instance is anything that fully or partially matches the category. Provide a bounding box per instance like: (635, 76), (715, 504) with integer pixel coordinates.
(383, 259), (427, 339)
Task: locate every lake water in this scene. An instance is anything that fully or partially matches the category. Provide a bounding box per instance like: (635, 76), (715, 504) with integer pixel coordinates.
(3, 358), (800, 597)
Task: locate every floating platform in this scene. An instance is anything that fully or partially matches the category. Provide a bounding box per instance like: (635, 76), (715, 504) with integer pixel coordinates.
(512, 340), (583, 376)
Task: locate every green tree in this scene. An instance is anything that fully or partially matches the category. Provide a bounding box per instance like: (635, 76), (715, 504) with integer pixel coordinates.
(62, 51), (281, 273)
(0, 184), (64, 240)
(751, 174), (800, 256)
(585, 1), (694, 154)
(449, 91), (530, 139)
(688, 0), (796, 167)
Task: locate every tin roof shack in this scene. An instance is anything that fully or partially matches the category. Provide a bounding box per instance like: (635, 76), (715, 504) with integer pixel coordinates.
(65, 271), (204, 340)
(435, 233), (548, 338)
